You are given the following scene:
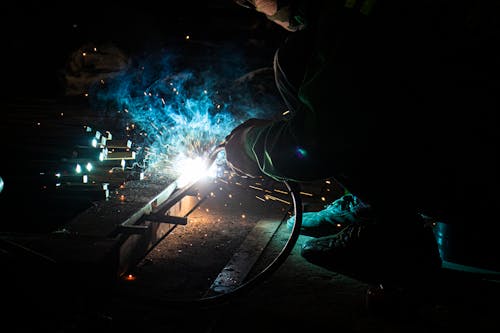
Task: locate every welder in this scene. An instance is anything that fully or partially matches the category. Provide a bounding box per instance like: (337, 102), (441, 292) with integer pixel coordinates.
(225, 0), (499, 290)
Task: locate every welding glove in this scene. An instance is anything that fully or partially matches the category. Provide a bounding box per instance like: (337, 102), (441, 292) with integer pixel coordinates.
(224, 118), (271, 178)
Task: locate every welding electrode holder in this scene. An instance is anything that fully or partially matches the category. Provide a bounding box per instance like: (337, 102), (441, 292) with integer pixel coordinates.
(195, 143), (304, 304)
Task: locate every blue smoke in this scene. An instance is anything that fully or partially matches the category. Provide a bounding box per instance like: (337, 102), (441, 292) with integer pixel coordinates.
(88, 45), (278, 178)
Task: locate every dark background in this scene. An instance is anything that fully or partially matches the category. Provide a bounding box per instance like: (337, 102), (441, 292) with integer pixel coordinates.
(1, 1), (288, 99)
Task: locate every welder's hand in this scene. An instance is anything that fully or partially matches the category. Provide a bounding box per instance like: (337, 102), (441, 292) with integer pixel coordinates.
(224, 118), (271, 178)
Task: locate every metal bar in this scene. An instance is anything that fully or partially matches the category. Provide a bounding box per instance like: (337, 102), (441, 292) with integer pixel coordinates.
(116, 225), (150, 235)
(120, 181), (178, 228)
(146, 215), (188, 225)
(205, 219), (282, 296)
(104, 151), (135, 160)
(105, 139), (132, 149)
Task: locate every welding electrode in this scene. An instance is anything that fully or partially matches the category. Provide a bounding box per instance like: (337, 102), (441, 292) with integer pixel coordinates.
(194, 143), (304, 304)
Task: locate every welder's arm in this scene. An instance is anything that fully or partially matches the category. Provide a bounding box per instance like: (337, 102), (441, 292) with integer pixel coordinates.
(224, 118), (271, 178)
(224, 60), (365, 182)
(224, 108), (338, 182)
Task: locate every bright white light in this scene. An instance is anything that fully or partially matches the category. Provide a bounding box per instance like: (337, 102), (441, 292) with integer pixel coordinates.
(91, 138), (98, 148)
(207, 160), (218, 178)
(75, 164), (82, 173)
(86, 162), (92, 172)
(175, 155), (214, 188)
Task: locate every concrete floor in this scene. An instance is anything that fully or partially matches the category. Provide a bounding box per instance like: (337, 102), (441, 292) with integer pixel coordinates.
(4, 174), (499, 333)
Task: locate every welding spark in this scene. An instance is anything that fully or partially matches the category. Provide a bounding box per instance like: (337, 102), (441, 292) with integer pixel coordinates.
(255, 195), (266, 202)
(264, 194), (290, 205)
(87, 48), (274, 183)
(249, 185), (264, 191)
(119, 84), (237, 180)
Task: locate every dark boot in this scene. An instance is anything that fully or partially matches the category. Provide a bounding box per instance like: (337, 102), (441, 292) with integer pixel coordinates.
(300, 216), (442, 286)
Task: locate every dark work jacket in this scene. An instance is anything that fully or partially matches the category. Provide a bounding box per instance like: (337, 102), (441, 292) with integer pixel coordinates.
(243, 0), (498, 183)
